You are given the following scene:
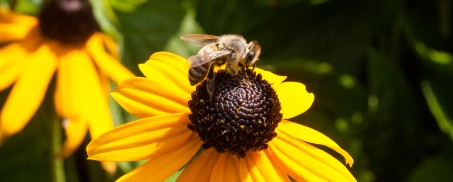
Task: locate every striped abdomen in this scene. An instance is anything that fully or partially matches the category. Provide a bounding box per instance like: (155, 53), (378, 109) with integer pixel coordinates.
(188, 61), (215, 85)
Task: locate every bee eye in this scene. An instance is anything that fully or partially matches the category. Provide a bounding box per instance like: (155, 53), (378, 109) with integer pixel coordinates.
(245, 51), (255, 63)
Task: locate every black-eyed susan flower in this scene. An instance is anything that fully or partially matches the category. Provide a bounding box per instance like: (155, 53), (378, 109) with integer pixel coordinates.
(0, 0), (133, 172)
(87, 51), (356, 181)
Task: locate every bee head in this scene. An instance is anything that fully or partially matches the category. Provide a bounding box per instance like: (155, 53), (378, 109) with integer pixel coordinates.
(243, 41), (261, 67)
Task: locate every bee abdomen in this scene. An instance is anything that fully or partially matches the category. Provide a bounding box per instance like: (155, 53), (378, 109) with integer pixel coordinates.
(189, 63), (211, 85)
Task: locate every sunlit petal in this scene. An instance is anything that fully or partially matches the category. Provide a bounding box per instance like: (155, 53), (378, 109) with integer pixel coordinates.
(177, 149), (220, 182)
(98, 33), (119, 58)
(210, 153), (240, 182)
(0, 43), (29, 91)
(86, 34), (134, 83)
(0, 29), (43, 91)
(139, 52), (194, 94)
(243, 151), (290, 182)
(75, 52), (114, 138)
(268, 135), (356, 182)
(101, 162), (117, 175)
(112, 77), (191, 118)
(87, 113), (193, 161)
(54, 49), (87, 120)
(0, 42), (27, 68)
(277, 120), (354, 166)
(0, 60), (25, 91)
(266, 145), (325, 182)
(55, 38), (118, 174)
(238, 157), (253, 182)
(0, 9), (37, 25)
(0, 10), (38, 42)
(276, 82), (315, 119)
(62, 118), (88, 157)
(255, 68), (287, 86)
(55, 48), (115, 159)
(0, 28), (43, 90)
(0, 43), (57, 136)
(116, 133), (201, 181)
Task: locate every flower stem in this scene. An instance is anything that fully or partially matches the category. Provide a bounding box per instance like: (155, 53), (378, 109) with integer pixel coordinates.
(52, 116), (66, 182)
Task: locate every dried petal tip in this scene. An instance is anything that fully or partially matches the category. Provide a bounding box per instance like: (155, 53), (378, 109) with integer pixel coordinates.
(38, 0), (98, 46)
(188, 70), (282, 157)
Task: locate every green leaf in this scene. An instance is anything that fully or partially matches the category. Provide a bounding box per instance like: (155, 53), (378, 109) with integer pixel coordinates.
(108, 0), (147, 13)
(164, 5), (205, 58)
(0, 88), (54, 182)
(407, 146), (453, 182)
(114, 0), (186, 74)
(421, 81), (453, 141)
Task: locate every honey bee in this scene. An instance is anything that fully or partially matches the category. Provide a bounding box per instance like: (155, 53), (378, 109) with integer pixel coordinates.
(181, 34), (261, 95)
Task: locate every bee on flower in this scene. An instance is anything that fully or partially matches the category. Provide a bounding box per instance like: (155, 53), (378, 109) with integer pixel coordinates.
(87, 50), (356, 181)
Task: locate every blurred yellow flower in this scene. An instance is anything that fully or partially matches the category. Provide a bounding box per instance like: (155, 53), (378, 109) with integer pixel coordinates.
(87, 52), (356, 181)
(0, 1), (133, 173)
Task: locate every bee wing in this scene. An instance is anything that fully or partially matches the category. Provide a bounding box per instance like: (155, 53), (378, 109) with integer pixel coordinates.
(180, 34), (220, 45)
(188, 50), (230, 68)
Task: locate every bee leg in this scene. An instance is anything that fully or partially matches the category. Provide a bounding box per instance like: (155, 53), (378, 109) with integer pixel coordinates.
(226, 64), (240, 75)
(242, 63), (249, 78)
(237, 62), (249, 79)
(237, 63), (252, 87)
(206, 64), (216, 102)
(206, 79), (215, 102)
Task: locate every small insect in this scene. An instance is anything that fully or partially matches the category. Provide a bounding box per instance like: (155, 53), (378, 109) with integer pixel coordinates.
(181, 34), (261, 96)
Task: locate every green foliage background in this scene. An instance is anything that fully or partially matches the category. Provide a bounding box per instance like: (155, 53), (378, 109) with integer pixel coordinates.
(1, 0), (453, 181)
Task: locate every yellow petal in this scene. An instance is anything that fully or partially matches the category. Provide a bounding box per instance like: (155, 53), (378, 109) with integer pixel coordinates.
(266, 144), (326, 182)
(54, 48), (114, 162)
(177, 149), (220, 182)
(0, 32), (41, 67)
(87, 113), (193, 161)
(100, 162), (117, 175)
(55, 47), (117, 172)
(254, 68), (287, 86)
(116, 133), (201, 181)
(62, 118), (88, 157)
(0, 9), (37, 25)
(0, 10), (38, 42)
(0, 59), (25, 91)
(268, 134), (356, 182)
(97, 33), (119, 59)
(0, 33), (43, 90)
(140, 52), (194, 94)
(0, 43), (28, 91)
(0, 42), (26, 68)
(54, 49), (87, 120)
(210, 153), (240, 182)
(210, 154), (228, 181)
(276, 82), (314, 119)
(76, 52), (114, 138)
(243, 151), (290, 182)
(0, 43), (57, 137)
(277, 120), (354, 166)
(238, 157), (254, 182)
(86, 34), (134, 83)
(147, 52), (191, 78)
(112, 77), (191, 118)
(0, 24), (37, 43)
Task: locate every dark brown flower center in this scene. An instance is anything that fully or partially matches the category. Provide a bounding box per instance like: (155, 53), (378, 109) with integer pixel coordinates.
(38, 0), (98, 46)
(188, 70), (282, 157)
